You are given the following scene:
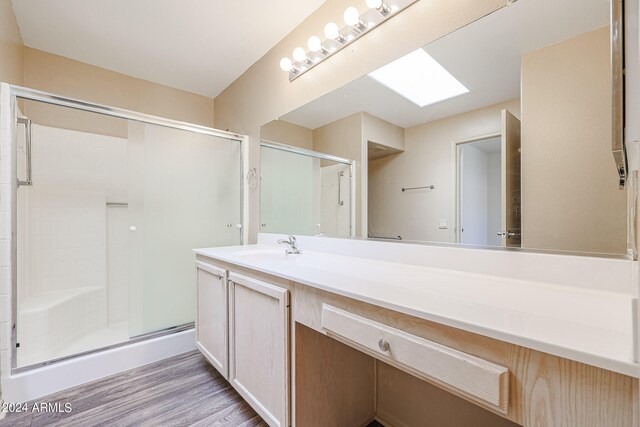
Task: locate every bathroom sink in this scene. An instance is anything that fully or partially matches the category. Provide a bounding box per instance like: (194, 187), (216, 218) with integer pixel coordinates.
(233, 249), (299, 263)
(233, 249), (350, 271)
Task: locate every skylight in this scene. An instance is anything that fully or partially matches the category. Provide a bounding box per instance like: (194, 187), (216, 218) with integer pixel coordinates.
(368, 49), (469, 107)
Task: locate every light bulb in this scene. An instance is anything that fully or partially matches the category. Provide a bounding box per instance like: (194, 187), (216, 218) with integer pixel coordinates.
(280, 57), (293, 72)
(292, 47), (307, 62)
(308, 36), (322, 52)
(324, 22), (340, 40)
(365, 0), (383, 8)
(343, 6), (360, 26)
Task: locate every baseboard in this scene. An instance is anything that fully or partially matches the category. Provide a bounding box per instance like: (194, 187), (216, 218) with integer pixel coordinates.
(1, 329), (195, 403)
(376, 409), (410, 427)
(359, 412), (378, 427)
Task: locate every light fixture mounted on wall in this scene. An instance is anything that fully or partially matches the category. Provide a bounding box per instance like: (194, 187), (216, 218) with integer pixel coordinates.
(279, 0), (419, 81)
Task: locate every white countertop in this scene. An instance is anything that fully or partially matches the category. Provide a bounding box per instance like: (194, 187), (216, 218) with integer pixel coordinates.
(194, 243), (640, 378)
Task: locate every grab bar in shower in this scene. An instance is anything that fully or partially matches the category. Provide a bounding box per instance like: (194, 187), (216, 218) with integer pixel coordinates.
(368, 234), (403, 241)
(17, 117), (32, 187)
(106, 202), (128, 207)
(402, 185), (434, 192)
(338, 171), (344, 206)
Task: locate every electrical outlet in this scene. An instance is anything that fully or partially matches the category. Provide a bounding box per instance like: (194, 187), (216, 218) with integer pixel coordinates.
(438, 219), (448, 230)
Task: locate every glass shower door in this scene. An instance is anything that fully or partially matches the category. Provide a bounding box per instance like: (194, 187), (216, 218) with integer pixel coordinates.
(127, 122), (242, 337)
(12, 95), (243, 369)
(260, 146), (320, 235)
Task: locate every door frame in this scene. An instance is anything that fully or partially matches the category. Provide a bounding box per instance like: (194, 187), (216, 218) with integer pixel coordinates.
(450, 132), (501, 244)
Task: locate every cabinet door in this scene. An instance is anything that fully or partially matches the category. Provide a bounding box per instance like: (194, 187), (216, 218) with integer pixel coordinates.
(229, 273), (290, 427)
(195, 261), (228, 379)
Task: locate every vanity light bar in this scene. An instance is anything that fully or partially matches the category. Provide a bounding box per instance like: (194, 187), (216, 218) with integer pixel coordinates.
(280, 0), (420, 81)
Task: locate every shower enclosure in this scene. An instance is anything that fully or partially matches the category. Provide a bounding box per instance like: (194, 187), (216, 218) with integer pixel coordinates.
(4, 85), (244, 370)
(260, 140), (355, 238)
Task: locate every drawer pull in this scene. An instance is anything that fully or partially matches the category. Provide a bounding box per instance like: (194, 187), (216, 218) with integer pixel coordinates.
(378, 339), (390, 352)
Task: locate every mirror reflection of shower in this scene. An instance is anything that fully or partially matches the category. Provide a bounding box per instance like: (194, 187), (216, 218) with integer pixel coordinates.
(260, 141), (355, 238)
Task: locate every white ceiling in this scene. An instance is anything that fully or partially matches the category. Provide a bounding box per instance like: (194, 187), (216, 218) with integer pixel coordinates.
(11, 0), (325, 97)
(281, 0), (610, 129)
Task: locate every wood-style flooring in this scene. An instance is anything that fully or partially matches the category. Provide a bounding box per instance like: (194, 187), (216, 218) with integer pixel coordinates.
(0, 351), (267, 427)
(1, 350), (386, 427)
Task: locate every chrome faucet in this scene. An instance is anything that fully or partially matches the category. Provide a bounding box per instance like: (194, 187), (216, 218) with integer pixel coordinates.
(277, 235), (301, 254)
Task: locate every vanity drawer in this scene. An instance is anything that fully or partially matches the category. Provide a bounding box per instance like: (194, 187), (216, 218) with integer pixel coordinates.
(321, 304), (509, 414)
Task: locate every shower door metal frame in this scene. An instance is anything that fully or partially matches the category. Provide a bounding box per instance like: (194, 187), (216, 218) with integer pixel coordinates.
(8, 84), (246, 373)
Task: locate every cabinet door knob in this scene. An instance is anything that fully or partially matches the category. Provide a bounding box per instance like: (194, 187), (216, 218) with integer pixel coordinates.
(378, 339), (390, 352)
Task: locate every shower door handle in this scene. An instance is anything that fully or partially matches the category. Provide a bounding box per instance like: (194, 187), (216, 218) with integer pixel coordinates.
(17, 117), (32, 187)
(337, 171), (344, 206)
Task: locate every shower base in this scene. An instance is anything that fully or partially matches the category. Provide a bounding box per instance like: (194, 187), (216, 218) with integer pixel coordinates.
(3, 329), (195, 403)
(16, 321), (129, 368)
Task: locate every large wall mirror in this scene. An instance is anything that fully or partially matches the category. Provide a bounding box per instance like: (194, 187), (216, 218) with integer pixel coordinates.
(260, 0), (629, 257)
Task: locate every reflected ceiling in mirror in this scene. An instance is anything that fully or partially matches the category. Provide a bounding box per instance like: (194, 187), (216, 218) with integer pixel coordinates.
(283, 0), (609, 129)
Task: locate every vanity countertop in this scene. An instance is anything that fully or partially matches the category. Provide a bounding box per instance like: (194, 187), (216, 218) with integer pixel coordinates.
(194, 243), (639, 378)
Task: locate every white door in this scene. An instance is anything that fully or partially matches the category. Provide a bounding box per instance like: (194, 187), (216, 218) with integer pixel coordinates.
(459, 144), (489, 245)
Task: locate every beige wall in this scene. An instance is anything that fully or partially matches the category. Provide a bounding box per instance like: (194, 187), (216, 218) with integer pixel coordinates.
(261, 120), (313, 150)
(521, 27), (627, 254)
(362, 113), (405, 236)
(368, 99), (520, 242)
(0, 0), (24, 86)
(313, 113), (363, 162)
(213, 0), (507, 243)
(22, 48), (215, 133)
(363, 112), (405, 152)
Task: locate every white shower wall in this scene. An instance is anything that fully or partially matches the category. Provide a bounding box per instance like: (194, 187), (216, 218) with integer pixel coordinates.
(20, 189), (107, 296)
(106, 207), (128, 325)
(16, 124), (129, 366)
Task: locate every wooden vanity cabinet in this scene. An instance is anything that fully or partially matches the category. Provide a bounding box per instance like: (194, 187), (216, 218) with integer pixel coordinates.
(195, 261), (291, 427)
(228, 273), (290, 427)
(195, 261), (229, 378)
(195, 257), (638, 427)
